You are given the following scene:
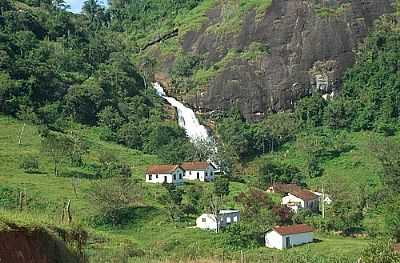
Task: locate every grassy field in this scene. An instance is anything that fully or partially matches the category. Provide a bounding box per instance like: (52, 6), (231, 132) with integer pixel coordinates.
(0, 114), (375, 262)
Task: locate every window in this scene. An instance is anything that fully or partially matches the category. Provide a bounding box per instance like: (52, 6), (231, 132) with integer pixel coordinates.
(233, 216), (238, 222)
(156, 174), (158, 179)
(173, 174), (176, 180)
(202, 218), (206, 222)
(189, 171), (191, 175)
(205, 172), (208, 177)
(226, 217), (231, 223)
(197, 172), (200, 179)
(148, 175), (152, 181)
(179, 173), (182, 179)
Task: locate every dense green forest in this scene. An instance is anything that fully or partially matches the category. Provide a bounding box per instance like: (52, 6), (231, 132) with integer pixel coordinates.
(0, 0), (399, 262)
(0, 0), (204, 164)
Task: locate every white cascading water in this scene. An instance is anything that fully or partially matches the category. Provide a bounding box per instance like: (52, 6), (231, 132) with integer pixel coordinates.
(153, 82), (210, 143)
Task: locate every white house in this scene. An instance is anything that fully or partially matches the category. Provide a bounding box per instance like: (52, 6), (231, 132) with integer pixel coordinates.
(145, 164), (184, 184)
(265, 224), (314, 249)
(181, 161), (216, 182)
(196, 210), (240, 231)
(281, 190), (320, 213)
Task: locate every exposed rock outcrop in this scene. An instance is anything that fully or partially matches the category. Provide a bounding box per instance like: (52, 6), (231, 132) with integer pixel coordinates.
(178, 0), (394, 120)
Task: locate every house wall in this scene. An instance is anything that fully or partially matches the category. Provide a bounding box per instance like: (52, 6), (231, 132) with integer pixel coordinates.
(219, 212), (240, 228)
(196, 212), (240, 230)
(184, 165), (215, 182)
(196, 214), (217, 230)
(282, 194), (305, 208)
(265, 231), (284, 249)
(282, 194), (320, 212)
(265, 231), (314, 249)
(282, 232), (314, 248)
(305, 199), (319, 211)
(146, 168), (184, 184)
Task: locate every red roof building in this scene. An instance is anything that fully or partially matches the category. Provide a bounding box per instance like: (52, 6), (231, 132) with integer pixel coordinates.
(272, 224), (314, 235)
(146, 164), (182, 174)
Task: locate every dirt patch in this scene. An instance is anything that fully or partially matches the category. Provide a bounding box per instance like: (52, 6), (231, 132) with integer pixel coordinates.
(0, 226), (79, 263)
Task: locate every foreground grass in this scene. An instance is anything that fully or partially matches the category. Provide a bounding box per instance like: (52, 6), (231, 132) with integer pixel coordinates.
(0, 115), (371, 262)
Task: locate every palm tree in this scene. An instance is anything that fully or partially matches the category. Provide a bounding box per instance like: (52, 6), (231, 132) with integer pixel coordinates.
(82, 0), (103, 24)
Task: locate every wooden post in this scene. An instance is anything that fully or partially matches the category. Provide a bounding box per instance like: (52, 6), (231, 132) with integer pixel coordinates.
(72, 179), (78, 198)
(18, 123), (26, 145)
(66, 200), (72, 224)
(322, 185), (325, 219)
(61, 201), (65, 223)
(18, 191), (23, 211)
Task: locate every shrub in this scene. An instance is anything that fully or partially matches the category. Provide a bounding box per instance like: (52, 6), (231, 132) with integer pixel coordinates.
(19, 155), (39, 173)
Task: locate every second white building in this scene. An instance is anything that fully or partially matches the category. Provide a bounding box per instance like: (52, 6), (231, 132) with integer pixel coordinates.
(196, 210), (240, 231)
(181, 161), (216, 182)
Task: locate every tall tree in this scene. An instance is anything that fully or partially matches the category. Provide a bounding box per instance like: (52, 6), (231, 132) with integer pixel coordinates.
(41, 133), (73, 176)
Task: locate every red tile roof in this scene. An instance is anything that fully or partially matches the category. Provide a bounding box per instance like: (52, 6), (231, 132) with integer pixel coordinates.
(394, 243), (400, 252)
(146, 164), (182, 174)
(271, 184), (302, 193)
(273, 224), (314, 236)
(181, 161), (211, 171)
(290, 190), (319, 201)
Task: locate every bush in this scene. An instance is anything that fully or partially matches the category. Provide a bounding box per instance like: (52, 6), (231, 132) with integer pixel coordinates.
(19, 155), (39, 173)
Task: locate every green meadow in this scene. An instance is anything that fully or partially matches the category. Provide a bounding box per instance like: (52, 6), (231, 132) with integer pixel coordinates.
(0, 114), (379, 262)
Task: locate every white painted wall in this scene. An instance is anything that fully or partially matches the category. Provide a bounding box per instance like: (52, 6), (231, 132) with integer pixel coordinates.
(265, 231), (314, 249)
(265, 230), (284, 249)
(196, 214), (217, 230)
(184, 165), (215, 182)
(196, 211), (240, 230)
(282, 194), (304, 208)
(281, 194), (319, 212)
(145, 168), (184, 184)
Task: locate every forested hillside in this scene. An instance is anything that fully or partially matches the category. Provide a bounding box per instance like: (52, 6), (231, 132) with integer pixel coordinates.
(0, 0), (399, 262)
(0, 0), (202, 164)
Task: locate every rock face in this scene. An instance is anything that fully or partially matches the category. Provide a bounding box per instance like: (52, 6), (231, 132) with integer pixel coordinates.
(180, 0), (394, 120)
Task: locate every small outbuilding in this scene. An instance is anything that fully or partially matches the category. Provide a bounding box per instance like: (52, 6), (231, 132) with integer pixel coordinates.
(145, 164), (184, 185)
(265, 224), (314, 249)
(196, 210), (240, 231)
(181, 161), (216, 182)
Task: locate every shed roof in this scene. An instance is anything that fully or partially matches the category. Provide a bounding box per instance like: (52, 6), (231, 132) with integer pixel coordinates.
(272, 224), (314, 236)
(181, 161), (213, 170)
(146, 164), (182, 174)
(290, 190), (319, 201)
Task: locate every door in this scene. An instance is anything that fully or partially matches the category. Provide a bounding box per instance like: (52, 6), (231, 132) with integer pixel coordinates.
(286, 237), (291, 248)
(164, 176), (167, 183)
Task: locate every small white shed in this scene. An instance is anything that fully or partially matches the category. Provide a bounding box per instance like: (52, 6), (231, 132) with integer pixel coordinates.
(265, 224), (314, 249)
(196, 210), (240, 231)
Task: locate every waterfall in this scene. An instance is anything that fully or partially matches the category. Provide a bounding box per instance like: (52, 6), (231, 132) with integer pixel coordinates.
(153, 82), (210, 143)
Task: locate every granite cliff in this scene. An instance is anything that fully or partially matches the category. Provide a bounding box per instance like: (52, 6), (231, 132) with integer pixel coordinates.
(150, 0), (395, 120)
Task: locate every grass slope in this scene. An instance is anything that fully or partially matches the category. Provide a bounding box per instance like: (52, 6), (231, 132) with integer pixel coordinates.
(0, 115), (372, 262)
